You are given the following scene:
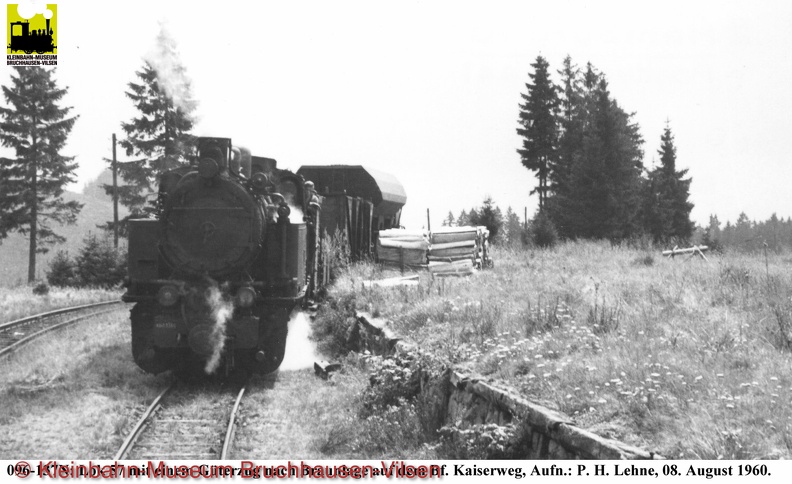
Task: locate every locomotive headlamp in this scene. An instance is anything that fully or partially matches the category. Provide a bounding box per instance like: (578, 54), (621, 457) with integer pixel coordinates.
(157, 285), (180, 307)
(251, 172), (270, 191)
(198, 157), (220, 179)
(236, 286), (256, 308)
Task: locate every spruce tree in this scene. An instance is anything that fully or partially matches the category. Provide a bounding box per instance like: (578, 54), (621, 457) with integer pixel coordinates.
(442, 211), (455, 227)
(108, 26), (197, 232)
(469, 196), (503, 242)
(504, 207), (524, 246)
(643, 124), (694, 242)
(517, 56), (560, 211)
(547, 55), (584, 238)
(0, 67), (81, 282)
(564, 76), (644, 240)
(456, 209), (469, 227)
(656, 124), (694, 240)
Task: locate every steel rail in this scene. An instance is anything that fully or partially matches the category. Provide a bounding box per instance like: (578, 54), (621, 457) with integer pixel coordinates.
(0, 300), (123, 331)
(114, 382), (175, 460)
(220, 386), (247, 460)
(0, 305), (124, 358)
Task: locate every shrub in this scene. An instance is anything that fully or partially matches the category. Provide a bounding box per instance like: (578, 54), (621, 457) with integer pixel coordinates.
(32, 280), (50, 296)
(74, 234), (126, 288)
(46, 250), (77, 287)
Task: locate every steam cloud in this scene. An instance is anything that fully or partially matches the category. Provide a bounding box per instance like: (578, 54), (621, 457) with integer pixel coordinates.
(143, 23), (196, 116)
(202, 282), (235, 374)
(279, 311), (320, 371)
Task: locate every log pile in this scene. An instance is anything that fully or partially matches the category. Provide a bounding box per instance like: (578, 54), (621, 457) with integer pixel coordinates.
(376, 226), (491, 275)
(376, 229), (430, 268)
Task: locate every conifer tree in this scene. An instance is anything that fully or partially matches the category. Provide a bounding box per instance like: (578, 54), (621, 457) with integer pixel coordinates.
(0, 67), (81, 282)
(456, 209), (469, 227)
(564, 77), (644, 240)
(547, 55), (584, 237)
(442, 211), (455, 227)
(108, 25), (197, 232)
(643, 124), (694, 241)
(504, 207), (524, 246)
(517, 56), (560, 211)
(469, 196), (503, 242)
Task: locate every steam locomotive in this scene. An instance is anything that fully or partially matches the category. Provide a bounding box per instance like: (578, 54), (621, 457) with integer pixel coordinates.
(8, 19), (56, 54)
(123, 137), (406, 376)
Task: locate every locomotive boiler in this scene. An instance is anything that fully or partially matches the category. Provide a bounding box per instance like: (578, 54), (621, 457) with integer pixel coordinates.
(122, 137), (320, 376)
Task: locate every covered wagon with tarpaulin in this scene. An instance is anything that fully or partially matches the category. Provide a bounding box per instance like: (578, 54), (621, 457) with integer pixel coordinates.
(296, 165), (407, 259)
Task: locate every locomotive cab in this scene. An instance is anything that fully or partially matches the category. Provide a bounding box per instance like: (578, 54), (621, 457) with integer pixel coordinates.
(123, 137), (321, 377)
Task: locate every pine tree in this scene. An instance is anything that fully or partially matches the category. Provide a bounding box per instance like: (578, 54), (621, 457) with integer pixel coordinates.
(108, 25), (197, 232)
(0, 67), (81, 282)
(517, 56), (560, 211)
(442, 211), (455, 227)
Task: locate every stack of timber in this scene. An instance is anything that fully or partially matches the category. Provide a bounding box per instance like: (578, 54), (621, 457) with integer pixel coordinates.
(427, 226), (490, 276)
(429, 227), (489, 263)
(377, 229), (430, 268)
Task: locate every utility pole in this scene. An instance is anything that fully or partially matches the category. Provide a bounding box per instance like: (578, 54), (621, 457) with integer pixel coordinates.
(426, 208), (431, 232)
(112, 133), (119, 248)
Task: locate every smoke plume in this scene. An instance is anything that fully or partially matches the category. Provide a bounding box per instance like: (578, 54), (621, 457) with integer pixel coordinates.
(143, 23), (197, 116)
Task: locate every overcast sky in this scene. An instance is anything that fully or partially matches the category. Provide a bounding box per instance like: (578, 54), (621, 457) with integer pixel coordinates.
(3, 0), (791, 231)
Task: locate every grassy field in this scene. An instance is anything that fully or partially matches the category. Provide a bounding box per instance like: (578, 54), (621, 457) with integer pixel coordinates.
(322, 241), (792, 459)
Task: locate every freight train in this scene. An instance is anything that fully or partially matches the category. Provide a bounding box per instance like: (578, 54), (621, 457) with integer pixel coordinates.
(122, 137), (405, 376)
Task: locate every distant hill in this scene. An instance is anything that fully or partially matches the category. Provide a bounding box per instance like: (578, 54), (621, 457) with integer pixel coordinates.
(0, 170), (130, 287)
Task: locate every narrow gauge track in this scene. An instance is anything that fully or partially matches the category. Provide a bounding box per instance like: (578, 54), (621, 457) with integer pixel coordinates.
(115, 382), (247, 460)
(0, 300), (125, 358)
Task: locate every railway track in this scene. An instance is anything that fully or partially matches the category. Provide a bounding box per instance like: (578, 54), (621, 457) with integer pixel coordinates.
(115, 381), (247, 460)
(0, 300), (125, 358)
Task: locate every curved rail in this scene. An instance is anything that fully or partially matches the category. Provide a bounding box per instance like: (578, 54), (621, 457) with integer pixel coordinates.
(220, 386), (246, 460)
(0, 300), (122, 330)
(0, 300), (125, 358)
(114, 382), (175, 461)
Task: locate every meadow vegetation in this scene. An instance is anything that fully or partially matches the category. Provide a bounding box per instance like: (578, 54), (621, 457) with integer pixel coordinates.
(315, 241), (792, 459)
(0, 286), (122, 324)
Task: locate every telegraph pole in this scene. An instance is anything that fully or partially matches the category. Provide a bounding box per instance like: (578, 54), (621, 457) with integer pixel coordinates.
(112, 133), (119, 248)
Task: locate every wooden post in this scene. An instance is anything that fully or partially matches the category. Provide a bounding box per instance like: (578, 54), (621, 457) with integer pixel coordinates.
(399, 246), (404, 275)
(426, 208), (431, 233)
(524, 207), (528, 230)
(112, 133), (119, 249)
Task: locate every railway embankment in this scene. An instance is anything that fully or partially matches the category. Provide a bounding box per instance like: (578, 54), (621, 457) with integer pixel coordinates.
(348, 310), (660, 460)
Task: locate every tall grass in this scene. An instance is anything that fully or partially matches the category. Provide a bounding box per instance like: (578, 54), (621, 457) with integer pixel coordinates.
(321, 240), (792, 459)
(0, 286), (122, 324)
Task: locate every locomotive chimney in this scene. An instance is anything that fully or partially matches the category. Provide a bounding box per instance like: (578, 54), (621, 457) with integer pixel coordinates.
(46, 18), (50, 35)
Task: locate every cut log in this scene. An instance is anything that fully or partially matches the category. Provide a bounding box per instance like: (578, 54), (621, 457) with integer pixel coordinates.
(430, 240), (476, 250)
(378, 239), (430, 250)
